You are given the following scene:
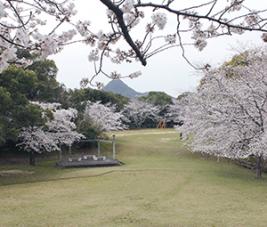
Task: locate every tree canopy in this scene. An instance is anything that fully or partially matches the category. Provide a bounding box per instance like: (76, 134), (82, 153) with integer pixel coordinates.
(0, 65), (44, 145)
(0, 58), (67, 147)
(140, 91), (173, 106)
(68, 88), (129, 111)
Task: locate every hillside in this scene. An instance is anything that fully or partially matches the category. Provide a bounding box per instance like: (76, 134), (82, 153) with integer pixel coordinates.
(103, 79), (145, 98)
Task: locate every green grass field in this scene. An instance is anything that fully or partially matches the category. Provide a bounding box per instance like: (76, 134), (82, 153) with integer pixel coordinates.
(1, 129), (267, 227)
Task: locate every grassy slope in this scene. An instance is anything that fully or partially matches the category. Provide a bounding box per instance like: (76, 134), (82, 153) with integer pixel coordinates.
(1, 129), (267, 227)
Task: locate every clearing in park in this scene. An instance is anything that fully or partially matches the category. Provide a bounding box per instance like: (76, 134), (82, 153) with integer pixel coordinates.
(1, 129), (267, 227)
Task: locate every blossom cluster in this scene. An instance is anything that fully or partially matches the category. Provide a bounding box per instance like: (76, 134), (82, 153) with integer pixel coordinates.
(151, 12), (167, 30)
(0, 0), (77, 72)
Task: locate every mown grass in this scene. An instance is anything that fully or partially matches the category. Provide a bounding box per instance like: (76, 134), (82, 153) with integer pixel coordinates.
(1, 129), (267, 227)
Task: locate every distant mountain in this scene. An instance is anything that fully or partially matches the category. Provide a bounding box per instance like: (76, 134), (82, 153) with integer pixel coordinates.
(103, 79), (146, 98)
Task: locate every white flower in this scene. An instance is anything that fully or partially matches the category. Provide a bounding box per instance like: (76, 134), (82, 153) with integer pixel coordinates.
(121, 0), (135, 13)
(39, 35), (59, 58)
(16, 29), (30, 47)
(2, 47), (16, 59)
(151, 12), (167, 30)
(245, 14), (259, 26)
(80, 78), (89, 88)
(0, 1), (6, 18)
(165, 34), (176, 44)
(96, 82), (104, 89)
(229, 0), (243, 11)
(59, 29), (76, 43)
(129, 71), (142, 79)
(0, 47), (16, 72)
(229, 26), (245, 35)
(110, 71), (121, 79)
(0, 59), (8, 73)
(76, 20), (91, 36)
(262, 33), (267, 42)
(88, 49), (99, 62)
(194, 39), (207, 51)
(123, 13), (140, 27)
(106, 9), (114, 18)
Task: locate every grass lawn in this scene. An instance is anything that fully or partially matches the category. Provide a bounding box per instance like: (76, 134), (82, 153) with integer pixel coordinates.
(1, 129), (267, 226)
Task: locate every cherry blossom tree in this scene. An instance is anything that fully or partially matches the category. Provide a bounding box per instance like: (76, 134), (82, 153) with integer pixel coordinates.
(165, 94), (192, 126)
(180, 48), (267, 178)
(17, 102), (84, 165)
(122, 99), (160, 128)
(46, 107), (85, 147)
(83, 101), (127, 132)
(17, 126), (59, 165)
(1, 0), (267, 87)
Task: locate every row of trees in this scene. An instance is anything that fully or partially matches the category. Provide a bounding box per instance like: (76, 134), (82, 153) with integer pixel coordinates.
(180, 48), (267, 178)
(77, 98), (183, 135)
(4, 46), (267, 179)
(0, 56), (128, 146)
(0, 54), (184, 164)
(1, 0), (267, 177)
(13, 97), (182, 165)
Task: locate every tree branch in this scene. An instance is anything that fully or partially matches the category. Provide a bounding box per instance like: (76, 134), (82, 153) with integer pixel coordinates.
(99, 0), (147, 66)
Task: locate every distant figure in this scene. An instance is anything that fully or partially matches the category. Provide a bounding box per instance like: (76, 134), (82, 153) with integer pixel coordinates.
(157, 119), (166, 129)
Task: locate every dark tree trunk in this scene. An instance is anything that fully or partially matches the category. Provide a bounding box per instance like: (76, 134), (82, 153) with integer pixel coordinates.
(255, 155), (262, 178)
(29, 151), (35, 166)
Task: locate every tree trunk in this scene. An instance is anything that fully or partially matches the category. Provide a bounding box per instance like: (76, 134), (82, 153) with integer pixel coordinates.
(29, 151), (35, 166)
(255, 155), (262, 178)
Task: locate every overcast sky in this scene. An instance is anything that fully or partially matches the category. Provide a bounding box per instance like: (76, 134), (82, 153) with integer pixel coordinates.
(50, 0), (267, 97)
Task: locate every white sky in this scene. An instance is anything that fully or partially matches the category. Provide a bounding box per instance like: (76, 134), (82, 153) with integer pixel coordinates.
(50, 0), (267, 97)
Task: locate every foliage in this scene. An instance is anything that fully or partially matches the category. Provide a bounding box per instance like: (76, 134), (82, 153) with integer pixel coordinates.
(77, 121), (101, 139)
(0, 66), (44, 145)
(0, 56), (70, 147)
(140, 91), (173, 106)
(28, 59), (67, 104)
(68, 88), (129, 112)
(224, 51), (249, 67)
(180, 48), (267, 177)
